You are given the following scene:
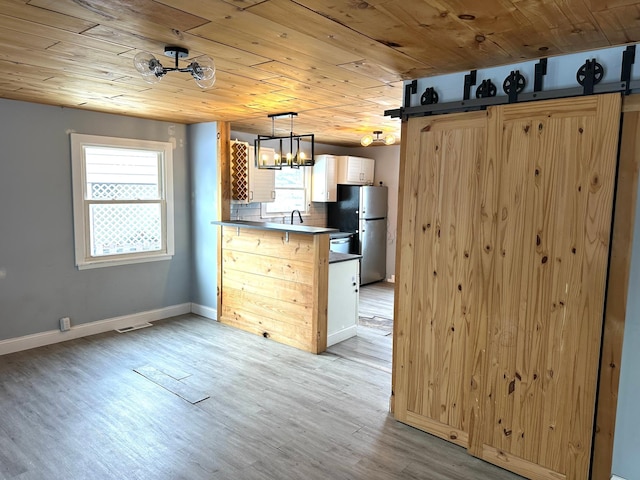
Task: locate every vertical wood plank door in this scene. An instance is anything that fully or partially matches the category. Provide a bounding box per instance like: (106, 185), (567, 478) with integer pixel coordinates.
(394, 111), (491, 448)
(475, 94), (622, 479)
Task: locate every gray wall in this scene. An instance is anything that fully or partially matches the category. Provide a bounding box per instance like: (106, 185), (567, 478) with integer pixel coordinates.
(0, 99), (191, 340)
(612, 179), (640, 479)
(190, 122), (219, 309)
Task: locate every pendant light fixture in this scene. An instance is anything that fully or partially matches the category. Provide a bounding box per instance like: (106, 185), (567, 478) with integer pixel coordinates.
(361, 130), (396, 147)
(133, 46), (216, 89)
(254, 112), (315, 170)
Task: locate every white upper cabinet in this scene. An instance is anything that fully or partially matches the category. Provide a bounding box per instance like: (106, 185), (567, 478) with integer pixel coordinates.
(311, 154), (337, 202)
(230, 140), (275, 204)
(336, 155), (375, 185)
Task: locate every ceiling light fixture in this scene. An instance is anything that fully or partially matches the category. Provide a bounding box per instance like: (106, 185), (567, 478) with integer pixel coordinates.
(255, 112), (314, 170)
(133, 46), (216, 89)
(361, 130), (396, 147)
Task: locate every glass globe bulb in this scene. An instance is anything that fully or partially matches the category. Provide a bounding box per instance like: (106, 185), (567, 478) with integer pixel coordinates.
(384, 133), (396, 145)
(133, 52), (164, 84)
(189, 55), (216, 89)
(194, 73), (216, 89)
(361, 134), (373, 147)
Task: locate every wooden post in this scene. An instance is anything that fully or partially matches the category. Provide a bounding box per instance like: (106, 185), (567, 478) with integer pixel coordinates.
(217, 122), (231, 320)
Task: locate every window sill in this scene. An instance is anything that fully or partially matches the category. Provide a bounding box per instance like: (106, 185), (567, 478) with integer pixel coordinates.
(76, 253), (173, 270)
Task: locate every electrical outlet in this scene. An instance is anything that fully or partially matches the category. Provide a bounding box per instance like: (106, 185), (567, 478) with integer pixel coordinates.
(59, 317), (71, 332)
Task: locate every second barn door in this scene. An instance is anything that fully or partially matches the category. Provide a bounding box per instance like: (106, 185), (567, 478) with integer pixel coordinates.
(474, 95), (621, 479)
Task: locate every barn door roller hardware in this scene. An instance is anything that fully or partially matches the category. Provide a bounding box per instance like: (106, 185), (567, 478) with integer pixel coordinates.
(386, 45), (636, 120)
(476, 79), (497, 99)
(576, 59), (604, 95)
(420, 87), (439, 105)
(503, 70), (526, 103)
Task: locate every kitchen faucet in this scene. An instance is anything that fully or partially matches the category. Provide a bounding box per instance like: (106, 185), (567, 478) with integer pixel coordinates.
(291, 209), (303, 225)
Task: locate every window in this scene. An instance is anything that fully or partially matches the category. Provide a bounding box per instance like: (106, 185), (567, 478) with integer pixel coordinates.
(261, 167), (311, 217)
(70, 134), (174, 269)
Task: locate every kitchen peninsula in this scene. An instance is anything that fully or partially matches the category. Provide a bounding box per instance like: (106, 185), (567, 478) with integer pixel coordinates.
(213, 220), (359, 353)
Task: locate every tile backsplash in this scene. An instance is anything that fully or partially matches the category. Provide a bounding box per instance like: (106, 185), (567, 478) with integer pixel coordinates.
(230, 201), (328, 227)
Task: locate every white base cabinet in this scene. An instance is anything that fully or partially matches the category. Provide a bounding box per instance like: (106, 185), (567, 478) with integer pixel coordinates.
(327, 258), (359, 347)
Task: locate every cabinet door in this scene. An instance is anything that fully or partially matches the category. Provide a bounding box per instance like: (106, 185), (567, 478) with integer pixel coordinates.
(249, 147), (275, 203)
(394, 110), (490, 448)
(311, 155), (337, 202)
(361, 157), (375, 184)
(336, 156), (365, 184)
(327, 259), (359, 346)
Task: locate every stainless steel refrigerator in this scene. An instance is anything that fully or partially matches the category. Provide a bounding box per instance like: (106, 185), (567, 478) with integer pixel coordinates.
(327, 185), (387, 285)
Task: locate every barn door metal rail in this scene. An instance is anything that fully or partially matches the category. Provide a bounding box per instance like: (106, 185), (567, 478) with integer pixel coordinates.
(386, 45), (636, 121)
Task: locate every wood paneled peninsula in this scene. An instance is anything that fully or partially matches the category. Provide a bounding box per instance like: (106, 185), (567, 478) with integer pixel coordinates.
(213, 220), (356, 354)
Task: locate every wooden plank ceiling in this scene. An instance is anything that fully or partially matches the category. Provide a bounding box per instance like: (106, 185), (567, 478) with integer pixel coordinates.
(0, 0), (638, 145)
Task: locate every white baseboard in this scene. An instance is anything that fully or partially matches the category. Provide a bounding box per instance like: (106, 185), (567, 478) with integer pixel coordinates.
(190, 303), (218, 320)
(612, 475), (627, 480)
(327, 325), (357, 347)
(0, 303), (191, 356)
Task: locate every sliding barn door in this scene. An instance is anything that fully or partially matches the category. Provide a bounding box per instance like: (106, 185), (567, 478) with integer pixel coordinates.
(393, 94), (621, 480)
(475, 95), (621, 479)
(394, 111), (492, 447)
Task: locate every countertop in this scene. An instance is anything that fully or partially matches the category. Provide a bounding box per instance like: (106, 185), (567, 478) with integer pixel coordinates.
(329, 231), (353, 239)
(329, 252), (362, 264)
(212, 220), (339, 235)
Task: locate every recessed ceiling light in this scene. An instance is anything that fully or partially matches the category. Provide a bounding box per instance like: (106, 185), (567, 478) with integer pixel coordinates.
(458, 14), (476, 20)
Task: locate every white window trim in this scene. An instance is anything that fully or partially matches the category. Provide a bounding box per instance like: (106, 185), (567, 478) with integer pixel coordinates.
(70, 133), (174, 270)
(260, 167), (311, 218)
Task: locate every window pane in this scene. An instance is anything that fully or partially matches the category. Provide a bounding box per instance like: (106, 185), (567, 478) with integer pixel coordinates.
(85, 147), (160, 200)
(89, 203), (162, 257)
(274, 168), (304, 188)
(264, 189), (306, 213)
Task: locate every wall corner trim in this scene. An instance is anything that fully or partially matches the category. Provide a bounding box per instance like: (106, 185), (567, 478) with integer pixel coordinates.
(190, 303), (218, 320)
(0, 303), (192, 356)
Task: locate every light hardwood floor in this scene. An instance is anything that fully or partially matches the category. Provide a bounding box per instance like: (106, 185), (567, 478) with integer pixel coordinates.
(0, 315), (522, 479)
(358, 281), (394, 321)
(327, 281), (394, 372)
